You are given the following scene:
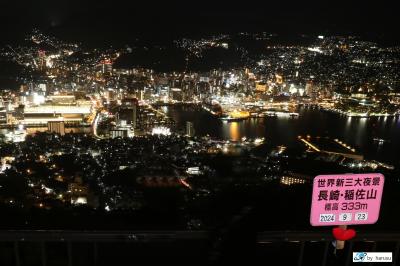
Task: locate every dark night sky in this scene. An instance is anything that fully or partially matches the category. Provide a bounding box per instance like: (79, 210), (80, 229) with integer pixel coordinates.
(0, 0), (398, 44)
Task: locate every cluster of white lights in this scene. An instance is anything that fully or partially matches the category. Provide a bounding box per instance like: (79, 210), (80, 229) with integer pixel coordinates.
(151, 127), (171, 136)
(280, 176), (306, 186)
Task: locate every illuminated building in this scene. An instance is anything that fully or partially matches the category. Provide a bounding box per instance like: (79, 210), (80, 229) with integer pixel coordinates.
(24, 105), (92, 115)
(20, 92), (46, 106)
(351, 93), (368, 100)
(186, 167), (201, 175)
(275, 74), (283, 84)
(132, 104), (137, 128)
(0, 156), (15, 173)
(186, 121), (195, 137)
(48, 95), (76, 104)
(4, 125), (26, 143)
(280, 176), (306, 186)
(0, 109), (6, 124)
(255, 82), (267, 92)
(38, 49), (46, 70)
(199, 77), (210, 83)
(248, 72), (256, 80)
(105, 89), (115, 103)
(19, 104), (93, 125)
(99, 59), (113, 74)
(170, 88), (183, 102)
(20, 85), (28, 93)
(110, 129), (128, 138)
(48, 121), (66, 136)
(152, 126), (171, 136)
(38, 83), (47, 92)
(119, 99), (138, 128)
(305, 81), (314, 97)
(68, 182), (88, 205)
(121, 98), (138, 107)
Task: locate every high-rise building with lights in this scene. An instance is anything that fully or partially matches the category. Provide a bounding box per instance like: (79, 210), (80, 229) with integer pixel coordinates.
(186, 121), (195, 137)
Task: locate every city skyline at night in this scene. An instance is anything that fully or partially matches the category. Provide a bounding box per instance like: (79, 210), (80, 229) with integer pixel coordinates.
(0, 1), (399, 265)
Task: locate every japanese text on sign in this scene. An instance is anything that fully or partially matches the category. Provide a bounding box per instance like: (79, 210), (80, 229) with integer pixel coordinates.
(310, 173), (384, 226)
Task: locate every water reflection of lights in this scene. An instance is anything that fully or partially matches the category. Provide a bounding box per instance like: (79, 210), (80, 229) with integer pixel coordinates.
(229, 122), (240, 141)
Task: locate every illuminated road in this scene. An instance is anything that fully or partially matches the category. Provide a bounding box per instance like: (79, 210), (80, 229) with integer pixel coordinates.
(92, 111), (105, 140)
(148, 104), (170, 119)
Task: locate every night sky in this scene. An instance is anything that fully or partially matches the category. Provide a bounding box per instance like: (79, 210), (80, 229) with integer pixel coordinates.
(0, 0), (398, 44)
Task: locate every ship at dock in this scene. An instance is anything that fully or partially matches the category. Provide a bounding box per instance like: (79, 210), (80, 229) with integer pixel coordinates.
(202, 100), (299, 121)
(220, 110), (251, 122)
(262, 107), (299, 118)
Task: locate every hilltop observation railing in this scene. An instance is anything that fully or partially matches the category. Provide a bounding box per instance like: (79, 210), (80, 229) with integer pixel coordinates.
(0, 230), (398, 266)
